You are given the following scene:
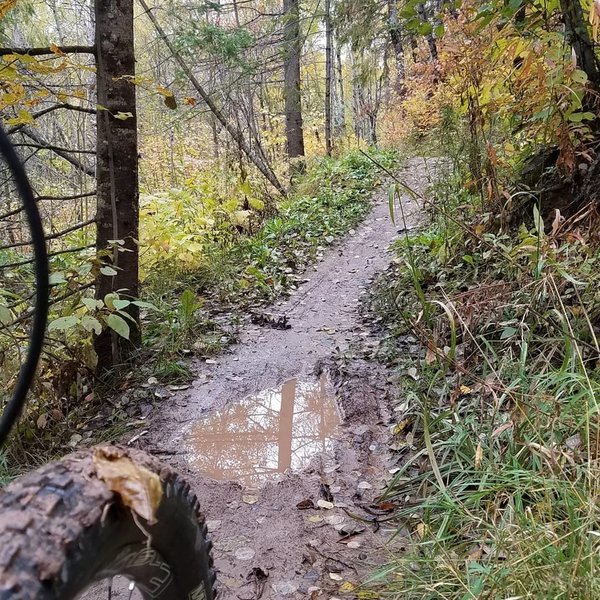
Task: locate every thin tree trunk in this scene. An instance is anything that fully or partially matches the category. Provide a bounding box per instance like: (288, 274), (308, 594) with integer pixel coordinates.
(94, 0), (140, 372)
(283, 0), (306, 161)
(559, 0), (600, 87)
(324, 0), (333, 155)
(335, 43), (346, 135)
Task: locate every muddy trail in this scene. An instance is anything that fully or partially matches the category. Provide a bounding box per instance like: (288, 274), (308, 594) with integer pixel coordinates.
(138, 158), (438, 599)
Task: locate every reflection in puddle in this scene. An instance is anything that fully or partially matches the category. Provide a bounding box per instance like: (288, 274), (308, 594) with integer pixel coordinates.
(186, 376), (340, 486)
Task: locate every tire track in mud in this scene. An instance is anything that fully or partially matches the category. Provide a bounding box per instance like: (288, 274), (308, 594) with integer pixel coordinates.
(141, 158), (439, 599)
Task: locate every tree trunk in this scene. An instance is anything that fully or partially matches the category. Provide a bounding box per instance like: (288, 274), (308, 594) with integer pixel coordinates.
(387, 0), (405, 89)
(335, 43), (346, 135)
(94, 0), (140, 373)
(417, 2), (438, 61)
(324, 0), (333, 156)
(559, 0), (600, 88)
(283, 0), (306, 161)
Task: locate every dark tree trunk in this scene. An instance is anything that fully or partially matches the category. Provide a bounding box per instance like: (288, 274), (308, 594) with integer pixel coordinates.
(559, 0), (600, 88)
(325, 0), (333, 155)
(387, 0), (405, 89)
(283, 0), (306, 161)
(335, 44), (346, 131)
(94, 0), (140, 372)
(417, 2), (438, 61)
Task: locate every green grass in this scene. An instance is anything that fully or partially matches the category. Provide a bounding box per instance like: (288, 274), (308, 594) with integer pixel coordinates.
(365, 160), (600, 599)
(193, 149), (398, 306)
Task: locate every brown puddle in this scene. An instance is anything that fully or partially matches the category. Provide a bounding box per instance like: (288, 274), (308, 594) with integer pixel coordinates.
(186, 376), (340, 486)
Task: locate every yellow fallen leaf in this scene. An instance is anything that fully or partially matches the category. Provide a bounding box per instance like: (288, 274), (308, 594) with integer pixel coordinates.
(93, 447), (162, 524)
(340, 581), (356, 592)
(475, 442), (483, 469)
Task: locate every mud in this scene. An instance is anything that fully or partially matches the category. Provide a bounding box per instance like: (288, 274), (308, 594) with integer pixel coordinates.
(138, 158), (440, 599)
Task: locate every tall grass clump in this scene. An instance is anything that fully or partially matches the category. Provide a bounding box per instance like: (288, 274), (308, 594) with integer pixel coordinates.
(367, 156), (600, 599)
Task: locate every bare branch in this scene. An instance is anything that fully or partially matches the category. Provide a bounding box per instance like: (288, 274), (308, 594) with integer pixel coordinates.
(0, 218), (96, 251)
(0, 45), (96, 56)
(20, 127), (95, 177)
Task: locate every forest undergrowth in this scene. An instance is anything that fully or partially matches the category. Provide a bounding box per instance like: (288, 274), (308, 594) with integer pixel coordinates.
(363, 145), (600, 598)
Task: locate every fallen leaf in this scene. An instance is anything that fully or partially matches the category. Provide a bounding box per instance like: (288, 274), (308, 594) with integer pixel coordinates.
(467, 545), (483, 561)
(325, 515), (346, 525)
(340, 581), (356, 592)
(317, 499), (334, 510)
(234, 547), (255, 561)
(339, 522), (366, 537)
(93, 447), (163, 524)
(297, 498), (316, 510)
(206, 520), (222, 532)
(475, 442), (483, 469)
(357, 481), (372, 490)
(416, 522), (428, 539)
(273, 581), (299, 596)
(329, 573), (343, 581)
(243, 494), (259, 504)
(346, 540), (362, 549)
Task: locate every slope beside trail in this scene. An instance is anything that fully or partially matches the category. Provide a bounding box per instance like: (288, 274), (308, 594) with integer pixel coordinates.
(139, 158), (438, 599)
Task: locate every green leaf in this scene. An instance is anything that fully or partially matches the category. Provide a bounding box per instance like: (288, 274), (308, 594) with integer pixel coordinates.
(568, 112), (595, 123)
(105, 314), (130, 339)
(49, 272), (67, 285)
(501, 326), (518, 340)
(132, 300), (158, 310)
(100, 266), (118, 276)
(82, 297), (99, 311)
(113, 299), (131, 310)
(48, 315), (79, 331)
(388, 184), (397, 225)
(248, 197), (265, 211)
(0, 303), (12, 325)
(81, 315), (102, 335)
(104, 293), (118, 310)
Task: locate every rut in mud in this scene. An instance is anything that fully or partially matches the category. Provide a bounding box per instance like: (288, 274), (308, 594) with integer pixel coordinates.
(140, 158), (438, 599)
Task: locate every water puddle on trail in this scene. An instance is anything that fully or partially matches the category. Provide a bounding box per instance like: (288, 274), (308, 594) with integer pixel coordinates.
(186, 376), (340, 487)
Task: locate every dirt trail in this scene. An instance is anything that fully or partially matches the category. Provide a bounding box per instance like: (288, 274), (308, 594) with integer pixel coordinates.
(142, 158), (438, 599)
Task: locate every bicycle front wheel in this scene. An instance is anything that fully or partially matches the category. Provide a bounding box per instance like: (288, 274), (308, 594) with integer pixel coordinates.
(0, 446), (215, 600)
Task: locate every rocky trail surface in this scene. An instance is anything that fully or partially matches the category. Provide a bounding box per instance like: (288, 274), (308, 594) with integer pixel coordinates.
(137, 158), (438, 599)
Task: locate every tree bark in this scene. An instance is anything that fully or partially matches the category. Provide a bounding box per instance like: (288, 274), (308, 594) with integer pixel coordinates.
(283, 0), (306, 161)
(417, 2), (438, 61)
(95, 0), (141, 372)
(387, 0), (405, 90)
(324, 0), (333, 156)
(559, 0), (600, 88)
(335, 43), (346, 135)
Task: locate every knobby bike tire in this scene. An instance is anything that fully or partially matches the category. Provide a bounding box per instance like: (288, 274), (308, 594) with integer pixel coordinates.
(0, 446), (215, 600)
